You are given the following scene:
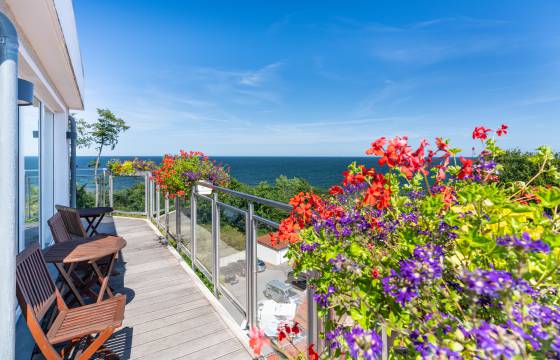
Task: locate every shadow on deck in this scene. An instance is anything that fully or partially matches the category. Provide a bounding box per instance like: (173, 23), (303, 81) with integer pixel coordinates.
(16, 216), (252, 360)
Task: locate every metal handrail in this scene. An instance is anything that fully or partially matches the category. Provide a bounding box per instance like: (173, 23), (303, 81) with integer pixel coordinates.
(196, 181), (292, 211)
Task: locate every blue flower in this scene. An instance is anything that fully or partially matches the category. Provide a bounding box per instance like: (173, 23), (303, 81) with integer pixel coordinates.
(496, 232), (550, 253)
(343, 326), (382, 360)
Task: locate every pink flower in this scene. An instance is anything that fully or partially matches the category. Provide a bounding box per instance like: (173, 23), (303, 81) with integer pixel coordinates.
(249, 326), (269, 356)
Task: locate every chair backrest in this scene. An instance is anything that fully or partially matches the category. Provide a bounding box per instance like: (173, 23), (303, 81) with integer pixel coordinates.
(48, 213), (73, 244)
(55, 204), (88, 239)
(15, 242), (57, 322)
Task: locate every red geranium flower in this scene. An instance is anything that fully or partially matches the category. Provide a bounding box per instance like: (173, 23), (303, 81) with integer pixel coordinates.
(329, 185), (344, 195)
(496, 124), (508, 136)
(365, 137), (386, 156)
(458, 156), (474, 179)
(308, 344), (319, 360)
(472, 126), (492, 140)
(249, 326), (269, 356)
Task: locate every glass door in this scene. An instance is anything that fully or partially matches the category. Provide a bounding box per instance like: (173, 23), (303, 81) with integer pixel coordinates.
(19, 98), (41, 251)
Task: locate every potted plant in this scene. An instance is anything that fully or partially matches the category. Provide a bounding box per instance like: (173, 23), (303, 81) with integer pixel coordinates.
(152, 150), (230, 199)
(107, 158), (157, 176)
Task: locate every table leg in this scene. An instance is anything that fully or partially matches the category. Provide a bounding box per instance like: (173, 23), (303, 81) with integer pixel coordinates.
(91, 253), (117, 303)
(55, 263), (86, 306)
(90, 213), (105, 236)
(84, 216), (96, 236)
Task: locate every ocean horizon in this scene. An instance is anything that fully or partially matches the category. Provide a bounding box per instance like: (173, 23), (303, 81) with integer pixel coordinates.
(72, 155), (382, 189)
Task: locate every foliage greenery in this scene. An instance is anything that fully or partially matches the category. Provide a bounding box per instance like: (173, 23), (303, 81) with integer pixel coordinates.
(262, 125), (560, 359)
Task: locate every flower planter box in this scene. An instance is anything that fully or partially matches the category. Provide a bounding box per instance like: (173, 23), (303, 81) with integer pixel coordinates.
(196, 184), (212, 195)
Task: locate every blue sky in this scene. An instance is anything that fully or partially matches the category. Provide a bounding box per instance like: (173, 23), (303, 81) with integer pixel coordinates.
(74, 1), (560, 156)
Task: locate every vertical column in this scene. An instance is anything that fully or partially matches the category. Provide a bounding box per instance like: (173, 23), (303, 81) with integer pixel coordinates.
(190, 188), (197, 268)
(212, 192), (219, 296)
(0, 12), (19, 359)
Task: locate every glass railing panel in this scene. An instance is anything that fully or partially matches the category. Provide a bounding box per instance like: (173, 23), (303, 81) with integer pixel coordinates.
(179, 197), (191, 251)
(112, 175), (145, 213)
(195, 194), (213, 278)
(255, 219), (309, 358)
(217, 204), (248, 320)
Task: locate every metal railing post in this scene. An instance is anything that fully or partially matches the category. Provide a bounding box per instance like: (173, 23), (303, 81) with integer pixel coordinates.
(165, 196), (170, 233)
(109, 175), (114, 208)
(191, 188), (197, 269)
(144, 174), (149, 216)
(156, 187), (161, 227)
(307, 285), (322, 351)
(212, 192), (219, 297)
(175, 197), (181, 242)
(245, 211), (252, 328)
(248, 202), (258, 328)
(149, 179), (154, 220)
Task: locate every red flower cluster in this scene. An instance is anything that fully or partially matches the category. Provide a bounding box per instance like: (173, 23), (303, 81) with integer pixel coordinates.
(366, 136), (450, 180)
(276, 322), (301, 342)
(363, 173), (391, 210)
(472, 126), (492, 140)
(496, 124), (508, 136)
(248, 326), (269, 356)
(458, 157), (474, 180)
(270, 191), (346, 247)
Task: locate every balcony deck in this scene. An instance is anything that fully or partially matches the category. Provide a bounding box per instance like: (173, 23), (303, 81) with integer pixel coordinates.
(16, 216), (252, 360)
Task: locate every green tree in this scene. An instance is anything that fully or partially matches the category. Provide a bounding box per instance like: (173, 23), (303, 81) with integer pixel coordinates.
(496, 148), (560, 186)
(77, 108), (129, 205)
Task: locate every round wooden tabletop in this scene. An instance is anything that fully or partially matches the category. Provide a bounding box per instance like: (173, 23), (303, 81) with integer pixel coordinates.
(43, 236), (126, 263)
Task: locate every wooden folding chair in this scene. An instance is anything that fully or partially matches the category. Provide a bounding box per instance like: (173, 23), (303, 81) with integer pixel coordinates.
(48, 212), (74, 244)
(16, 242), (126, 359)
(55, 205), (91, 241)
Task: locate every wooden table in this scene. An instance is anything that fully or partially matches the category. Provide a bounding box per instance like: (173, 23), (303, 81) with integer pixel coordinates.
(43, 236), (126, 305)
(78, 206), (113, 236)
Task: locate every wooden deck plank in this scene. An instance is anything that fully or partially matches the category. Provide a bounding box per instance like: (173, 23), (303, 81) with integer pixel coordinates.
(177, 338), (249, 360)
(97, 217), (250, 360)
(132, 329), (233, 359)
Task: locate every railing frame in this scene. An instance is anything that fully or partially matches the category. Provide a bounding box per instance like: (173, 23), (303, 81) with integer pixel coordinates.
(151, 180), (322, 353)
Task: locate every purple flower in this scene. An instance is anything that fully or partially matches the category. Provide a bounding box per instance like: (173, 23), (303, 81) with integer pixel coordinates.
(496, 233), (550, 253)
(300, 242), (318, 252)
(462, 269), (514, 298)
(329, 254), (346, 272)
(343, 326), (382, 360)
(382, 244), (443, 306)
(325, 327), (342, 350)
(313, 285), (336, 307)
(470, 322), (522, 359)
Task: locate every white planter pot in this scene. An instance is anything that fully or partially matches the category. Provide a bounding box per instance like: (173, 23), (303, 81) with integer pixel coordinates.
(196, 184), (212, 195)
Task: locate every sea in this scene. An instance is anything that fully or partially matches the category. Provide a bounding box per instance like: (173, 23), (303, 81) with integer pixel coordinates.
(74, 156), (383, 189)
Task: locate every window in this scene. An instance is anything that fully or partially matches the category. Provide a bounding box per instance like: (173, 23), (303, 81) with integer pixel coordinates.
(19, 98), (41, 251)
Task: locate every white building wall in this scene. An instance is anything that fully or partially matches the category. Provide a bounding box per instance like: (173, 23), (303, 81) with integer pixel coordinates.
(53, 111), (70, 208)
(257, 244), (289, 266)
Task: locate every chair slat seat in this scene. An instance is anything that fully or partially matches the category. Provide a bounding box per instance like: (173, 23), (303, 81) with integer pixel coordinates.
(16, 242), (127, 359)
(47, 295), (125, 344)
